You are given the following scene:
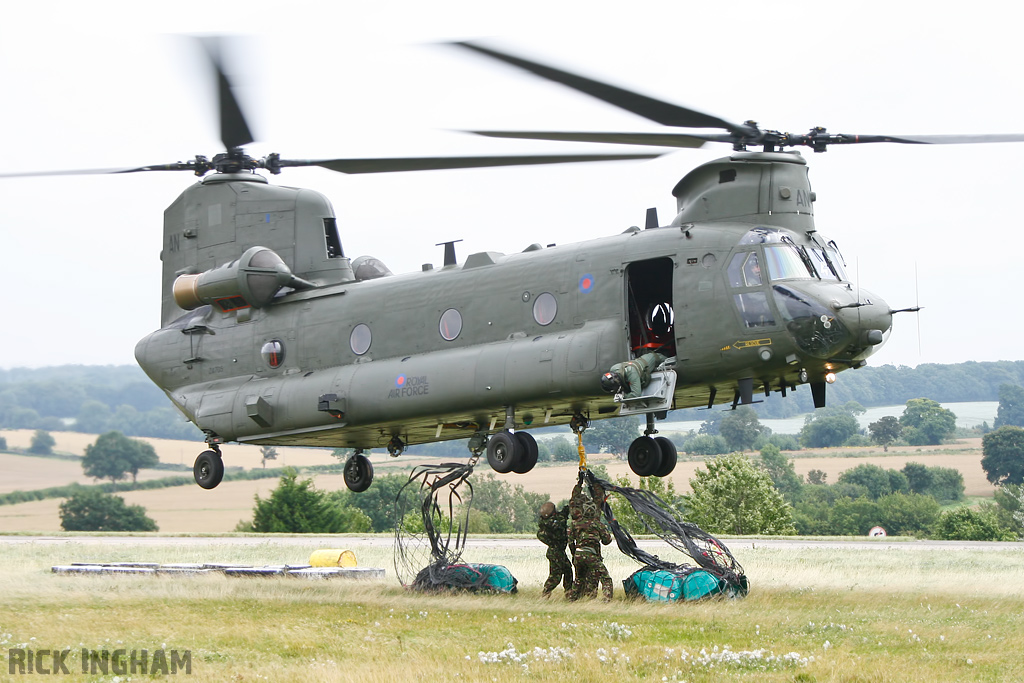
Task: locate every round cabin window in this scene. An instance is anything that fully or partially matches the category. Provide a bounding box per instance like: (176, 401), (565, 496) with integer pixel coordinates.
(532, 292), (557, 326)
(439, 308), (463, 341)
(261, 340), (285, 368)
(350, 324), (372, 355)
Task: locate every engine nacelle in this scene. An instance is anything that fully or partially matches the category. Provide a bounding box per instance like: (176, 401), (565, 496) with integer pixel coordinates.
(172, 246), (312, 312)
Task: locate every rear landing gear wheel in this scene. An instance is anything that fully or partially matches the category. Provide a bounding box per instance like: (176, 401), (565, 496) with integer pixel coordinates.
(486, 432), (519, 473)
(627, 436), (663, 477)
(194, 450), (225, 490)
(511, 432), (539, 474)
(653, 436), (677, 477)
(344, 453), (374, 492)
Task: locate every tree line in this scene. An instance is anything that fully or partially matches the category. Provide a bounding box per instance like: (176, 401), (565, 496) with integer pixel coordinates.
(5, 360), (1024, 440)
(22, 381), (1024, 540)
(667, 359), (1024, 420)
(0, 365), (200, 440)
(47, 427), (1024, 541)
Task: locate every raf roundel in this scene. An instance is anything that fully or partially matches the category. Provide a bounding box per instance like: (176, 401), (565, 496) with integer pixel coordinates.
(578, 273), (595, 293)
(396, 374), (406, 388)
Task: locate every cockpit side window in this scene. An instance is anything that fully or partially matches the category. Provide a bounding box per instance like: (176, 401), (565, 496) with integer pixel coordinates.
(742, 253), (763, 286)
(727, 252), (763, 288)
(733, 292), (775, 328)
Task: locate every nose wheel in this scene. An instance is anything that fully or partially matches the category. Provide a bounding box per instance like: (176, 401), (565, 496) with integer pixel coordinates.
(344, 451), (374, 492)
(193, 449), (225, 489)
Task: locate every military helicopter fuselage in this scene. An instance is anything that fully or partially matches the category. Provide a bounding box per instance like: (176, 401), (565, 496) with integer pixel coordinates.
(134, 148), (892, 490)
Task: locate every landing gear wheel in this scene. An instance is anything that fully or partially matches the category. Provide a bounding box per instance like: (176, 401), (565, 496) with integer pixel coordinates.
(627, 436), (663, 477)
(194, 450), (225, 490)
(653, 436), (677, 477)
(486, 432), (519, 473)
(344, 453), (374, 492)
(511, 432), (539, 474)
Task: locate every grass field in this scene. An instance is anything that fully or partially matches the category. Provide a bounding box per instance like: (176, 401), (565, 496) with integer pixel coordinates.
(1, 535), (1022, 681)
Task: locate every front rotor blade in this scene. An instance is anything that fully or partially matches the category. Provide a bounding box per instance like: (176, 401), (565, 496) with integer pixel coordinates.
(466, 130), (718, 149)
(199, 37), (255, 150)
(274, 153), (662, 174)
(453, 41), (753, 136)
(826, 133), (1024, 145)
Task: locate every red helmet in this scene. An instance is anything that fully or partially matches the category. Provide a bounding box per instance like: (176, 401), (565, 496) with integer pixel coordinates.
(600, 371), (623, 393)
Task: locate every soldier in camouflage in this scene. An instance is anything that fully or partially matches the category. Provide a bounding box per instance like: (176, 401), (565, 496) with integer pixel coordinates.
(567, 497), (613, 601)
(537, 501), (573, 598)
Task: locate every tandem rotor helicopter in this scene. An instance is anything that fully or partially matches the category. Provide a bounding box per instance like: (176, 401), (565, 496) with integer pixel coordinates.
(7, 39), (1023, 494)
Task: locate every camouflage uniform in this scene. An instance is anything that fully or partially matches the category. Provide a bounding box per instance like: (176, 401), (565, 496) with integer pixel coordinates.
(608, 352), (667, 399)
(537, 504), (573, 597)
(567, 500), (613, 601)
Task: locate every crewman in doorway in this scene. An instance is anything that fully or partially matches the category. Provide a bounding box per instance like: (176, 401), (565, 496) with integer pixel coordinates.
(600, 351), (668, 400)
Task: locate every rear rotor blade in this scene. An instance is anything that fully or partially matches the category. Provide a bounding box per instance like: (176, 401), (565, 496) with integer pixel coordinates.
(453, 41), (755, 136)
(465, 130), (718, 148)
(0, 162), (201, 178)
(272, 152), (662, 174)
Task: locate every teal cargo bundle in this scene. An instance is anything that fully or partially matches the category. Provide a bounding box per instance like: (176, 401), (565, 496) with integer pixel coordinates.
(624, 567), (725, 602)
(440, 563), (519, 593)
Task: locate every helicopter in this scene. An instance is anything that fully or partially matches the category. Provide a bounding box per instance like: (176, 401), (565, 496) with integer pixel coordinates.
(6, 39), (1023, 494)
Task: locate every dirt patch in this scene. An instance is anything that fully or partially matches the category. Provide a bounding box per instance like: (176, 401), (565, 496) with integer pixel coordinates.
(0, 453), (182, 494)
(789, 453), (994, 496)
(0, 429), (339, 469)
(791, 437), (983, 458)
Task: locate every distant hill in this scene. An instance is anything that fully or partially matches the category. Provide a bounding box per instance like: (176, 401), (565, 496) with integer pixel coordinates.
(664, 360), (1024, 420)
(0, 365), (200, 440)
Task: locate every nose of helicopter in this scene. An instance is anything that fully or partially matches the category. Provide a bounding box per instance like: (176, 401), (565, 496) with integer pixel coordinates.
(834, 288), (893, 355)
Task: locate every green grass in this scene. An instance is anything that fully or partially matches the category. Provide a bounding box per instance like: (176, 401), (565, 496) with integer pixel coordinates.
(1, 537), (1023, 681)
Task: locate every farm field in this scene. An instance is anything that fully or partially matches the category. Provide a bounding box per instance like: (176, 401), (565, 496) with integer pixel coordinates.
(0, 535), (1022, 682)
(0, 430), (997, 533)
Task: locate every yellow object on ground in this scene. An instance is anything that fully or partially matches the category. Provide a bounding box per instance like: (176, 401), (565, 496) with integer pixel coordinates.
(309, 549), (357, 568)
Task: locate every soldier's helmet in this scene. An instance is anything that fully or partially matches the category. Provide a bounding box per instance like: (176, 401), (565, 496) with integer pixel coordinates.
(646, 301), (674, 336)
(581, 501), (598, 519)
(600, 371), (623, 393)
(540, 502), (556, 519)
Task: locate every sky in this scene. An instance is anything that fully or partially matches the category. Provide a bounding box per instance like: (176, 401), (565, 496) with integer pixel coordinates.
(1, 1), (1020, 372)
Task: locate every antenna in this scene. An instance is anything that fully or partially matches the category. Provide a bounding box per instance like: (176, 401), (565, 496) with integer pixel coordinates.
(435, 239), (463, 267)
(645, 207), (659, 229)
(856, 257), (861, 342)
(915, 263), (922, 355)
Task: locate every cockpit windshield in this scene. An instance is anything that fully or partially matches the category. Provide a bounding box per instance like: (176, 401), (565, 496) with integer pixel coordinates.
(764, 244), (814, 281)
(827, 251), (848, 280)
(808, 248), (839, 280)
(826, 240), (849, 280)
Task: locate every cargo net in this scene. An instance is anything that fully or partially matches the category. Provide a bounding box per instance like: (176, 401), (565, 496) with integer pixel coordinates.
(584, 469), (749, 596)
(394, 462), (506, 592)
